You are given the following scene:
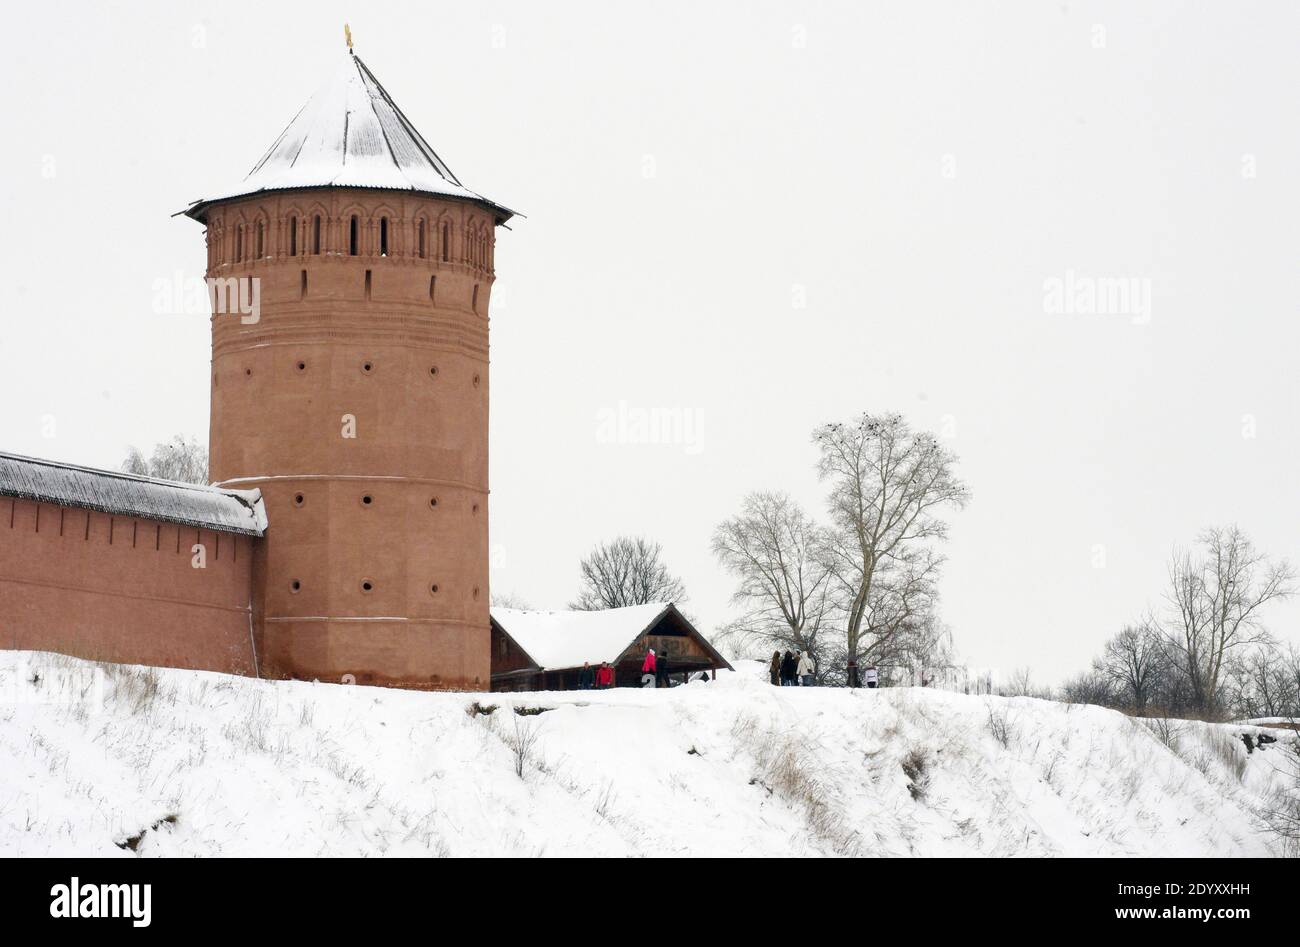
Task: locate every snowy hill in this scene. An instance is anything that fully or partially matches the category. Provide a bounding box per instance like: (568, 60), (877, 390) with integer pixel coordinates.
(0, 652), (1292, 857)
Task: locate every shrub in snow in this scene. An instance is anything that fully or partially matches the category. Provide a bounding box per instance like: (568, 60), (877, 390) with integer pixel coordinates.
(503, 715), (540, 779)
(901, 747), (929, 801)
(986, 705), (1013, 748)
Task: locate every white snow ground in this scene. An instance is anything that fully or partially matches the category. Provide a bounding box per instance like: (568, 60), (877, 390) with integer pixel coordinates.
(0, 652), (1292, 857)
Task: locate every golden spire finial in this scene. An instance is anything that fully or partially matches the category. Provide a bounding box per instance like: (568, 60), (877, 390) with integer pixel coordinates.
(344, 23), (354, 54)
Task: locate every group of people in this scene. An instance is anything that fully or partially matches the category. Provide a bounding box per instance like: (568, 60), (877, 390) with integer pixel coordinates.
(577, 648), (880, 690)
(771, 650), (816, 687)
(576, 661), (616, 689)
(640, 648), (678, 688)
(576, 649), (684, 689)
(769, 651), (881, 688)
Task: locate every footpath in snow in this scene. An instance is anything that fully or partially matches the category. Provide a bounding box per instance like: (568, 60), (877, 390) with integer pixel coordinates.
(0, 652), (1292, 857)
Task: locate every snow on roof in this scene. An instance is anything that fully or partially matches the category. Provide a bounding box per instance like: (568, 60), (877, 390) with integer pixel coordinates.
(0, 452), (266, 537)
(490, 603), (675, 670)
(181, 54), (514, 224)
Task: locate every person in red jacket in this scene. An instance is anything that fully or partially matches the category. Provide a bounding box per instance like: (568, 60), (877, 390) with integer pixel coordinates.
(596, 662), (614, 689)
(641, 649), (656, 688)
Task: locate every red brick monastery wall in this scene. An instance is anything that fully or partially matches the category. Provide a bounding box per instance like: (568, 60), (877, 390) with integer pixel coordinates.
(0, 498), (258, 674)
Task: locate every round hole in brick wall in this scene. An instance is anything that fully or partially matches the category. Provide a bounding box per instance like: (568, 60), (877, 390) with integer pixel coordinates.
(245, 368), (253, 377)
(429, 366), (439, 378)
(429, 497), (439, 510)
(290, 580), (301, 593)
(473, 587), (479, 600)
(361, 361), (374, 374)
(472, 373), (481, 387)
(296, 360), (306, 372)
(361, 579), (374, 593)
(361, 494), (373, 506)
(430, 583), (440, 595)
(472, 503), (479, 515)
(293, 493), (305, 507)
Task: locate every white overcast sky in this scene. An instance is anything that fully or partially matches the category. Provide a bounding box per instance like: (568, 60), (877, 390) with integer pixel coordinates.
(1, 1), (1296, 683)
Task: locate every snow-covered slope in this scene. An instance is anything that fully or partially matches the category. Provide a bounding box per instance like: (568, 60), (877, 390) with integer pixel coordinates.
(0, 652), (1291, 857)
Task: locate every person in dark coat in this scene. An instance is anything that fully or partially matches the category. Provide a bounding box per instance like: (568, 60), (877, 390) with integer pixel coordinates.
(657, 651), (671, 688)
(780, 650), (797, 686)
(577, 662), (595, 690)
(769, 651), (782, 686)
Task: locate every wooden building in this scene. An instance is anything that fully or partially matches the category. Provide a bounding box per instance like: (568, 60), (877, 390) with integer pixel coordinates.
(490, 603), (732, 692)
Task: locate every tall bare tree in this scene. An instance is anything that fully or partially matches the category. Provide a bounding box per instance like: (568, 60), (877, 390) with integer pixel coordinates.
(813, 413), (970, 667)
(570, 536), (687, 610)
(121, 434), (209, 485)
(1093, 619), (1169, 713)
(712, 491), (831, 668)
(1163, 525), (1295, 715)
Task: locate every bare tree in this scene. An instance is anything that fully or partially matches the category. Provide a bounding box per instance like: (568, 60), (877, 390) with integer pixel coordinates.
(712, 491), (831, 671)
(1163, 526), (1295, 715)
(1060, 668), (1117, 707)
(1094, 619), (1169, 713)
(1228, 646), (1300, 720)
(491, 591), (534, 610)
(122, 434), (209, 485)
(570, 536), (687, 610)
(1005, 666), (1037, 698)
(897, 612), (954, 686)
(813, 413), (970, 669)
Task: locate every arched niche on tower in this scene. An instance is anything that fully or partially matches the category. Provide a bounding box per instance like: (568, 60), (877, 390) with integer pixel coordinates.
(370, 202), (401, 258)
(338, 201), (370, 257)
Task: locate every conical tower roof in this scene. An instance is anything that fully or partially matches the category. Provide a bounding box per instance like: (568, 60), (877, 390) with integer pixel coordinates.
(181, 54), (513, 223)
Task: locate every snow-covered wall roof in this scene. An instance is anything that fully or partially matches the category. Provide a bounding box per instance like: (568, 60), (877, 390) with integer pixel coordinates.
(182, 54), (514, 224)
(0, 452), (266, 537)
(491, 603), (676, 670)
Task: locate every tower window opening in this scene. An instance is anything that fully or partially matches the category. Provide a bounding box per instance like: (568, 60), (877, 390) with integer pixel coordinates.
(429, 275), (436, 303)
(256, 220), (264, 259)
(441, 221), (449, 261)
(379, 217), (389, 256)
(288, 216), (298, 256)
(312, 215), (321, 254)
(300, 269), (307, 299)
(364, 269), (372, 300)
(418, 220), (426, 258)
(472, 284), (479, 313)
(350, 216), (359, 256)
(235, 226), (243, 262)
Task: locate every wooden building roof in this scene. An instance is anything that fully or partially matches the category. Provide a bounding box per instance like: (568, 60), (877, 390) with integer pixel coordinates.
(490, 603), (732, 674)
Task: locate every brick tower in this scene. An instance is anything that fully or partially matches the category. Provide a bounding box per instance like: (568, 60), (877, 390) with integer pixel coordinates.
(182, 51), (513, 689)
